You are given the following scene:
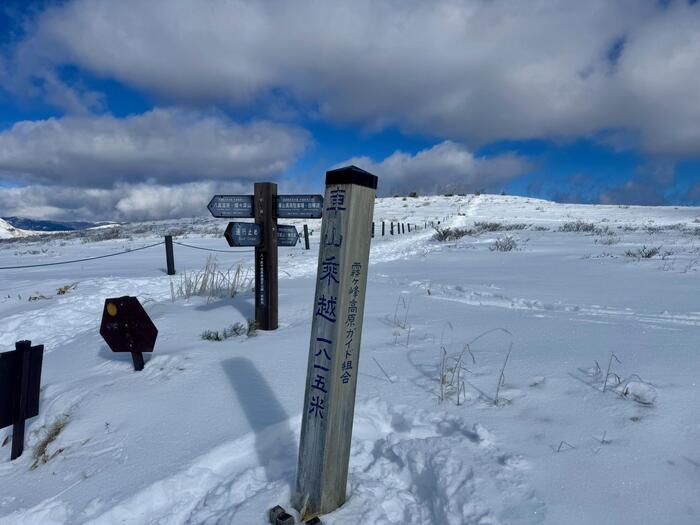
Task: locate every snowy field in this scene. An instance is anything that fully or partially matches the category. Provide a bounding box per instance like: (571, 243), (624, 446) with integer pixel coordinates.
(1, 194), (699, 525)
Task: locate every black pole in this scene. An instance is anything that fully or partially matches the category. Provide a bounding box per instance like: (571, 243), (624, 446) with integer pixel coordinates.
(402, 223), (405, 234)
(372, 222), (375, 238)
(408, 223), (411, 233)
(165, 235), (175, 275)
(303, 224), (310, 250)
(390, 222), (394, 235)
(255, 182), (278, 330)
(382, 221), (385, 236)
(11, 340), (31, 460)
(131, 352), (145, 372)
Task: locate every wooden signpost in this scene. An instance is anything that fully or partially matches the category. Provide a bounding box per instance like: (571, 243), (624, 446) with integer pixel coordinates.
(294, 165), (378, 520)
(0, 340), (44, 460)
(100, 296), (158, 371)
(208, 185), (323, 331)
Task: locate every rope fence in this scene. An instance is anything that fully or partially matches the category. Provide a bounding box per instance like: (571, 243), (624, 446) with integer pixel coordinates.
(0, 241), (165, 270)
(0, 216), (452, 271)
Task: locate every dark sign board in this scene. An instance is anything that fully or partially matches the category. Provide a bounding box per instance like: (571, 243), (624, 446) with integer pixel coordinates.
(225, 222), (298, 247)
(278, 224), (299, 247)
(0, 343), (43, 429)
(100, 296), (158, 371)
(277, 194), (324, 219)
(209, 194), (323, 219)
(208, 195), (255, 218)
(225, 222), (262, 247)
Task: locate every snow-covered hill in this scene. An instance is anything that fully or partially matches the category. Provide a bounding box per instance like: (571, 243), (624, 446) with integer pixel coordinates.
(0, 218), (35, 239)
(1, 194), (699, 524)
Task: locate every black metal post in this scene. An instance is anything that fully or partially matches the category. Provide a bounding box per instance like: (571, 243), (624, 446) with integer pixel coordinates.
(165, 235), (175, 275)
(254, 182), (279, 330)
(131, 352), (145, 372)
(390, 222), (394, 235)
(11, 340), (31, 460)
(303, 224), (310, 250)
(372, 222), (374, 238)
(382, 221), (385, 236)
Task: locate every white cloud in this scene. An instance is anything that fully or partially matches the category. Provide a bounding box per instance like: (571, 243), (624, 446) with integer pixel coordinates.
(0, 108), (310, 187)
(3, 0), (700, 156)
(338, 141), (531, 196)
(0, 180), (250, 222)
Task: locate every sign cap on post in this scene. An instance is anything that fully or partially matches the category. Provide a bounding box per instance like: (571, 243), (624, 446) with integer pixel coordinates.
(325, 165), (378, 189)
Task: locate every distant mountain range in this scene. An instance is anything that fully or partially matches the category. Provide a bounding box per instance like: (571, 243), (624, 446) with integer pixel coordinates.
(1, 216), (104, 232)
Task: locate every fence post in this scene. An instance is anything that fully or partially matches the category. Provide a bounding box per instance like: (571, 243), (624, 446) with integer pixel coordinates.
(382, 221), (385, 236)
(295, 166), (378, 520)
(164, 235), (175, 275)
(371, 221), (374, 238)
(10, 340), (31, 460)
(390, 222), (394, 235)
(303, 224), (310, 250)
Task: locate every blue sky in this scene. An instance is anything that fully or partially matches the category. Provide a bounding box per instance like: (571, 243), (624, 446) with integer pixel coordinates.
(0, 0), (699, 220)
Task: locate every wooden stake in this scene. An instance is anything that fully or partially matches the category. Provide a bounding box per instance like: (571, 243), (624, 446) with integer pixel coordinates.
(254, 182), (278, 330)
(295, 166), (378, 519)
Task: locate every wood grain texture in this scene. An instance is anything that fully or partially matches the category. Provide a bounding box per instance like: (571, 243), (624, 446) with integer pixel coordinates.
(294, 180), (376, 519)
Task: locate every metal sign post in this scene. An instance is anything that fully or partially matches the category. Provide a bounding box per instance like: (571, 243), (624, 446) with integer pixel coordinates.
(294, 165), (378, 520)
(209, 187), (322, 331)
(0, 340), (44, 461)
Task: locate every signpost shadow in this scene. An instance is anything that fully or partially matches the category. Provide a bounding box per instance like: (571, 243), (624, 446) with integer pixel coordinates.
(97, 344), (146, 364)
(193, 293), (255, 318)
(221, 357), (296, 490)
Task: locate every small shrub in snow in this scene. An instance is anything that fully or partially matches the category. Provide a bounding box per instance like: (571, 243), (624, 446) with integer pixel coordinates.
(559, 220), (597, 233)
(625, 246), (661, 259)
(433, 227), (471, 241)
(473, 221), (528, 233)
(201, 320), (256, 341)
(490, 236), (517, 252)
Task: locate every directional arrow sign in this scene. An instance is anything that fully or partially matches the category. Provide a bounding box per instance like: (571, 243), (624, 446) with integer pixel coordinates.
(277, 195), (324, 219)
(224, 222), (298, 247)
(225, 222), (262, 247)
(208, 195), (255, 218)
(278, 224), (299, 247)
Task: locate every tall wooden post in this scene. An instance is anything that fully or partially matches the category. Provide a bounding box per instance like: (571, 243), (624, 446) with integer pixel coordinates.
(164, 235), (175, 275)
(254, 182), (278, 331)
(295, 166), (378, 520)
(11, 340), (31, 460)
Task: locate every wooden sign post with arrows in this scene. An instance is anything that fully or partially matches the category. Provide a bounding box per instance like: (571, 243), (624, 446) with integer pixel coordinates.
(208, 184), (323, 331)
(294, 165), (378, 521)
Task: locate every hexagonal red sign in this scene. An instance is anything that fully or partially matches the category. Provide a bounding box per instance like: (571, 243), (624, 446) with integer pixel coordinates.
(99, 296), (158, 354)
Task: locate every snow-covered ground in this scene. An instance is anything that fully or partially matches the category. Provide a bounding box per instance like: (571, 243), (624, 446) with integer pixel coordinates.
(1, 194), (699, 524)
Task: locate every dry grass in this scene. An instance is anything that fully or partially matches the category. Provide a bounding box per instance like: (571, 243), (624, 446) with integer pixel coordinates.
(173, 255), (253, 301)
(31, 414), (69, 469)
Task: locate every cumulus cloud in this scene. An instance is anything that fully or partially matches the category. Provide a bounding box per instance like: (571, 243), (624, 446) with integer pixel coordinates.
(3, 0), (700, 156)
(0, 180), (252, 222)
(0, 108), (310, 187)
(337, 141), (532, 196)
